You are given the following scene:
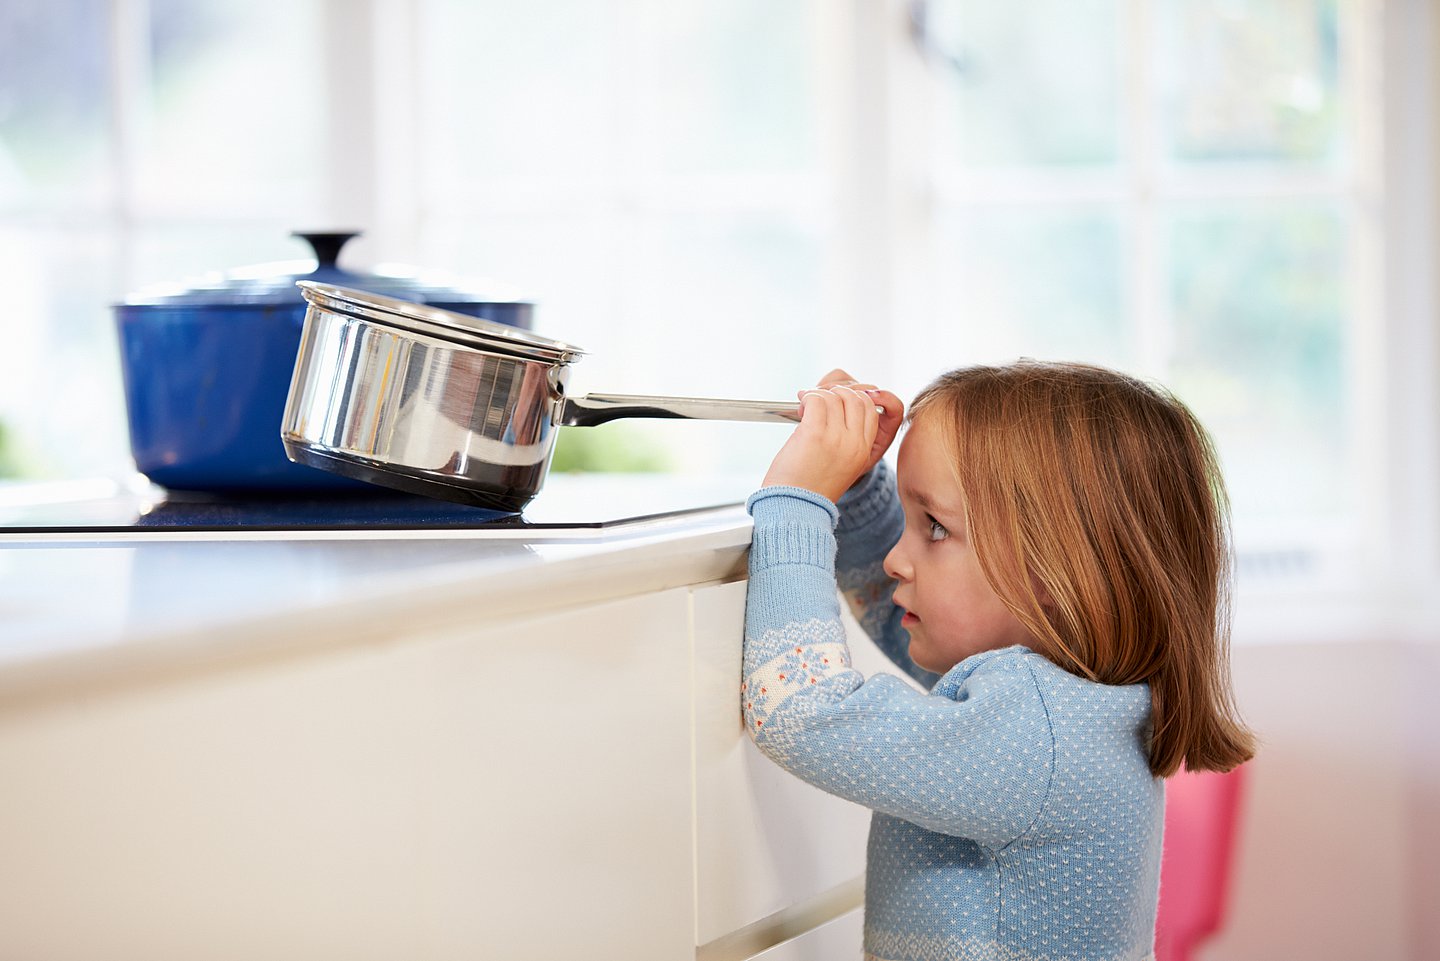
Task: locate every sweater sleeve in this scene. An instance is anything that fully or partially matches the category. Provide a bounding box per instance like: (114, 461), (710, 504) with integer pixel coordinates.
(834, 462), (942, 689)
(743, 486), (1053, 850)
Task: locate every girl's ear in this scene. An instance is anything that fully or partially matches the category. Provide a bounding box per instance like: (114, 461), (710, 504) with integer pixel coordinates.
(1030, 572), (1057, 612)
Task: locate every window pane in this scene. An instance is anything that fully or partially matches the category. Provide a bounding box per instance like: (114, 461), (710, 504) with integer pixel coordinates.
(128, 223), (314, 290)
(419, 214), (627, 358)
(437, 213), (819, 476)
(421, 210), (822, 475)
(0, 226), (127, 479)
(634, 215), (824, 394)
(653, 0), (819, 173)
(625, 213), (823, 475)
(928, 0), (1122, 169)
(1166, 203), (1348, 523)
(1157, 0), (1341, 165)
(931, 206), (1129, 367)
(136, 0), (327, 214)
(421, 0), (617, 184)
(0, 0), (112, 209)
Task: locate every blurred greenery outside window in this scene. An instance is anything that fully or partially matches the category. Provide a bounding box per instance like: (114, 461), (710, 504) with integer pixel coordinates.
(0, 0), (1412, 583)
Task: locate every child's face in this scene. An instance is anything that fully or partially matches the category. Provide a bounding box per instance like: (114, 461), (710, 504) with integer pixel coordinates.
(883, 417), (1037, 675)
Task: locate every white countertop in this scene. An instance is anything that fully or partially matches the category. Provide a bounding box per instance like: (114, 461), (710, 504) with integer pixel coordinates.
(0, 474), (759, 704)
(8, 472), (1439, 707)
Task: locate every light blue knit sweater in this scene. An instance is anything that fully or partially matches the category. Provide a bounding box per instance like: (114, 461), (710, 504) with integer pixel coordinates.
(743, 463), (1163, 961)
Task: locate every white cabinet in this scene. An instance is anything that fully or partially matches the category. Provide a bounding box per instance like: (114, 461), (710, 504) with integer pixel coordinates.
(0, 557), (866, 960)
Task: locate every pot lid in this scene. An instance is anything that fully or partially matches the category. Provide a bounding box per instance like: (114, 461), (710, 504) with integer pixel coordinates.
(297, 281), (584, 364)
(121, 231), (530, 308)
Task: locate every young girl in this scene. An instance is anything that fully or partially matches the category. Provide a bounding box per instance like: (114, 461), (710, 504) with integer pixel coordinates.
(743, 361), (1255, 961)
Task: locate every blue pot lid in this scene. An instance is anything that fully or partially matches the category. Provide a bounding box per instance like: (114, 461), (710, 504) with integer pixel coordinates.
(121, 231), (530, 307)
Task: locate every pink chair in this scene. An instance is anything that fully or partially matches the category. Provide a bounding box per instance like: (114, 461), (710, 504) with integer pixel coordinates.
(1154, 764), (1248, 961)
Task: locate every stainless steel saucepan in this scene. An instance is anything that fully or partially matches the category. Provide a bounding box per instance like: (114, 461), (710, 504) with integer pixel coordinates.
(281, 282), (800, 512)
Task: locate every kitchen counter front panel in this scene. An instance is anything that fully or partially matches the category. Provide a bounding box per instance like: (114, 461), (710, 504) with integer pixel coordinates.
(0, 491), (870, 960)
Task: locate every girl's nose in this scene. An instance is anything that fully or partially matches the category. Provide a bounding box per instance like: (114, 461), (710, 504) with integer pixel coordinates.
(883, 539), (911, 582)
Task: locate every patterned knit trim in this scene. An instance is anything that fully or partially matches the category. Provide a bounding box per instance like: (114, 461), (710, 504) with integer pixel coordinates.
(742, 617), (852, 733)
(837, 558), (902, 648)
(865, 932), (1154, 961)
(837, 557), (891, 601)
(864, 955), (1154, 961)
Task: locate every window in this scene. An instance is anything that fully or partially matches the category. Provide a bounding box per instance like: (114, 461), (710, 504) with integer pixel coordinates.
(902, 0), (1361, 551)
(2, 0), (1434, 596)
(407, 0), (837, 473)
(0, 0), (332, 479)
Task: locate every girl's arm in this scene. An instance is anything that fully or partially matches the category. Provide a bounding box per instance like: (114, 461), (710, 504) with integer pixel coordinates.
(834, 462), (942, 689)
(759, 375), (934, 685)
(743, 486), (1051, 849)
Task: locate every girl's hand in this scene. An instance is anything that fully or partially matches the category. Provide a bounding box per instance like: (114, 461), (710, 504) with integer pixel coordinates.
(813, 369), (904, 478)
(761, 372), (904, 503)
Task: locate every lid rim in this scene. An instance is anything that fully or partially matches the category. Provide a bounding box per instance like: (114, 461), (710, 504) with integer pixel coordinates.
(297, 281), (583, 363)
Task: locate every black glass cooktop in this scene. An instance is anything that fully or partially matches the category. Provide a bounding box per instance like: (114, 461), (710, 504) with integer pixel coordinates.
(91, 491), (516, 531)
(0, 475), (753, 534)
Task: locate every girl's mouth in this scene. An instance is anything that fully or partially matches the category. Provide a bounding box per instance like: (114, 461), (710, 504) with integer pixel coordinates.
(900, 610), (920, 628)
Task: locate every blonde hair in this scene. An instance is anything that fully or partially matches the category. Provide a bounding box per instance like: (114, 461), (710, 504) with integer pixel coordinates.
(910, 360), (1255, 778)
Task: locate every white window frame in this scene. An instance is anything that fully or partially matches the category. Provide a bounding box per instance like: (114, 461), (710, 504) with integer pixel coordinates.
(12, 0), (1440, 606)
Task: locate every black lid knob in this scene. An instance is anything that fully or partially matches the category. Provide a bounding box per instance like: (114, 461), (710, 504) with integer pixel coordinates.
(293, 231), (363, 269)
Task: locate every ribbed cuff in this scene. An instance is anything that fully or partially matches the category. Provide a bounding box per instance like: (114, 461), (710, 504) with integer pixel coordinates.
(746, 486), (838, 571)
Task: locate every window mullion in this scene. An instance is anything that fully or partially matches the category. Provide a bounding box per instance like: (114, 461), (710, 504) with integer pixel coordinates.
(879, 0), (937, 395)
(829, 0), (898, 387)
(108, 0), (151, 288)
(1368, 0), (1439, 587)
(1127, 0), (1165, 379)
(318, 0), (379, 241)
(371, 0), (425, 256)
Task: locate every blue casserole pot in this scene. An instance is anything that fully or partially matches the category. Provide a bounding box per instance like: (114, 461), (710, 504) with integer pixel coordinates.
(115, 231), (534, 492)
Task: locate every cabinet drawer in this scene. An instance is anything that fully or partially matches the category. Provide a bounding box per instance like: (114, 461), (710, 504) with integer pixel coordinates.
(750, 909), (863, 960)
(0, 588), (699, 961)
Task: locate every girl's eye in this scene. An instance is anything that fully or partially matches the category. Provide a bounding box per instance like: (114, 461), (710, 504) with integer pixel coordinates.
(927, 517), (949, 542)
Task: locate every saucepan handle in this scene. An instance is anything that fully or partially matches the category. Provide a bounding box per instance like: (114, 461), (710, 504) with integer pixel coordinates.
(559, 393), (802, 428)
